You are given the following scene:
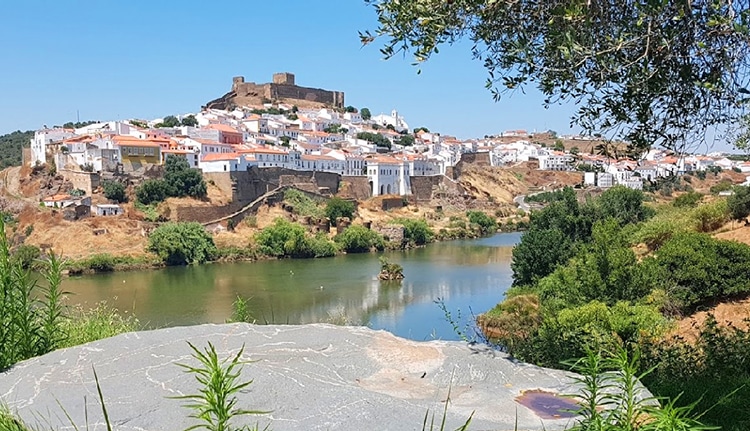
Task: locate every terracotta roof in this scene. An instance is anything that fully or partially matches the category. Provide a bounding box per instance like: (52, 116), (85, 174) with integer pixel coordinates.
(43, 194), (73, 202)
(301, 154), (337, 161)
(113, 136), (161, 148)
(192, 138), (229, 146)
(202, 152), (240, 162)
(205, 123), (241, 134)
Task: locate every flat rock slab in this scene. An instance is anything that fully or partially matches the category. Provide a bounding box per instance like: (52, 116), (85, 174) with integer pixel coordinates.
(0, 324), (583, 430)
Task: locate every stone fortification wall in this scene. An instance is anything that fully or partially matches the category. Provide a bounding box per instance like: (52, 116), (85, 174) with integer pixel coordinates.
(207, 74), (344, 109)
(453, 152), (491, 179)
(410, 175), (464, 203)
(173, 203), (244, 224)
(338, 176), (372, 200)
(60, 170), (100, 194)
(224, 167), (340, 204)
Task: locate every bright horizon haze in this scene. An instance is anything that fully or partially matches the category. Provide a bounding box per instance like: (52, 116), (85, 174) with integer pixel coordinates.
(0, 1), (734, 152)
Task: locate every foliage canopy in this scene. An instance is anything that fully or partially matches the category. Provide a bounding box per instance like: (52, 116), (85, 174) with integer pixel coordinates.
(363, 0), (750, 153)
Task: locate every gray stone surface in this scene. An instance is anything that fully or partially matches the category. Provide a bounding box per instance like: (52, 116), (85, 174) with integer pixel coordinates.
(0, 324), (584, 431)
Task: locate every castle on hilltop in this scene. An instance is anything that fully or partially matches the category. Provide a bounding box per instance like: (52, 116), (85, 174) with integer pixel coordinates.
(205, 72), (345, 110)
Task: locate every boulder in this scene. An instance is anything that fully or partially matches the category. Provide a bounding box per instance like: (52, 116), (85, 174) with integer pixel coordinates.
(0, 324), (584, 430)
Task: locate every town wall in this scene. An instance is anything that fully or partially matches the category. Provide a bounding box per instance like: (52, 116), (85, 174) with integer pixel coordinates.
(338, 176), (372, 200)
(452, 152), (491, 179)
(207, 167), (341, 205)
(60, 170), (100, 194)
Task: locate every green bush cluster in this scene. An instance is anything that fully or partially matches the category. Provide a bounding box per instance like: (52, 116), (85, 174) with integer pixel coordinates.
(396, 218), (434, 246)
(335, 225), (385, 253)
(466, 210), (496, 235)
(324, 197), (355, 226)
(102, 180), (127, 203)
(147, 222), (217, 265)
(255, 218), (337, 258)
(484, 186), (750, 430)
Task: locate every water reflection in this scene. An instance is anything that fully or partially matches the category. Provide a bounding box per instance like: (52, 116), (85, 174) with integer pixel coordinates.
(62, 232), (521, 341)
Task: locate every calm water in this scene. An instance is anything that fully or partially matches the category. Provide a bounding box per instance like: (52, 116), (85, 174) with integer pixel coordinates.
(61, 233), (521, 342)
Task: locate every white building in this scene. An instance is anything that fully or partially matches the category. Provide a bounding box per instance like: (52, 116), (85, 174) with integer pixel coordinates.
(30, 129), (75, 166)
(597, 173), (614, 188)
(371, 109), (410, 133)
(367, 156), (411, 196)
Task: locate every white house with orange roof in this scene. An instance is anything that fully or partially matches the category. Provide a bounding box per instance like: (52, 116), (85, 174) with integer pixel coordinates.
(179, 138), (234, 162)
(366, 155), (411, 196)
(244, 147), (292, 168)
(200, 152), (248, 173)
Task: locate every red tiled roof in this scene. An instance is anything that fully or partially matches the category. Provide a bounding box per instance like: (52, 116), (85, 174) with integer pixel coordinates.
(202, 152), (240, 162)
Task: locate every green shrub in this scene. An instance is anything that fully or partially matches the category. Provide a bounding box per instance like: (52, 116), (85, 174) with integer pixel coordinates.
(147, 222), (217, 265)
(84, 254), (117, 272)
(632, 217), (688, 251)
(335, 225), (385, 253)
(59, 302), (139, 349)
(466, 210), (496, 235)
(727, 185), (750, 221)
(136, 179), (169, 205)
(397, 218), (434, 245)
(710, 180), (733, 194)
(305, 233), (338, 258)
(325, 197), (355, 226)
(673, 191), (703, 208)
(0, 224), (67, 371)
(689, 199), (729, 232)
(11, 245), (40, 270)
(654, 232), (750, 312)
(102, 180), (127, 203)
(255, 218), (336, 258)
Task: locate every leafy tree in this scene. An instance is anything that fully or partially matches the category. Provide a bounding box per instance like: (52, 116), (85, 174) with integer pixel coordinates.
(0, 130), (32, 168)
(324, 123), (342, 134)
(360, 107), (372, 120)
(279, 136), (291, 147)
(102, 180), (127, 203)
(570, 146), (580, 155)
(345, 106), (357, 113)
(596, 185), (655, 227)
(335, 225), (385, 253)
(325, 197), (355, 226)
(164, 155), (207, 199)
(356, 131), (391, 148)
(552, 139), (565, 152)
(386, 124), (396, 131)
(161, 115), (180, 128)
(362, 0), (750, 153)
(511, 227), (575, 287)
(397, 134), (415, 146)
(181, 115), (198, 127)
(728, 185), (750, 222)
(147, 222), (217, 265)
(413, 127), (430, 134)
(136, 179), (169, 205)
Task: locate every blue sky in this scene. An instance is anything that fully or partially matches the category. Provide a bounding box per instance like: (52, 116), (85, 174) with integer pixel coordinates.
(0, 0), (583, 139)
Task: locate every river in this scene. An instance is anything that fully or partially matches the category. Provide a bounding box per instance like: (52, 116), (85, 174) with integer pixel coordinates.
(61, 232), (520, 342)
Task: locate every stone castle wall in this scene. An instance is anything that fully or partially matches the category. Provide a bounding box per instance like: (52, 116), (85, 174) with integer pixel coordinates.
(59, 170), (100, 194)
(213, 74), (344, 109)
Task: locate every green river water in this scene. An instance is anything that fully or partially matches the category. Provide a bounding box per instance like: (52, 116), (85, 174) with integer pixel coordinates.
(61, 232), (520, 342)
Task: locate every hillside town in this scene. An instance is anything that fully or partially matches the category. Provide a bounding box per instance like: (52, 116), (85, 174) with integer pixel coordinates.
(28, 77), (750, 216)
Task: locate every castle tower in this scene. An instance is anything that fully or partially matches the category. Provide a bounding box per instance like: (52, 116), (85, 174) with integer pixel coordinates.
(272, 72), (295, 85)
(232, 76), (245, 92)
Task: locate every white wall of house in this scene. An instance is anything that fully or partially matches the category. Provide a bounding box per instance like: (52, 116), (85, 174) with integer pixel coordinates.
(367, 160), (411, 196)
(31, 129), (75, 166)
